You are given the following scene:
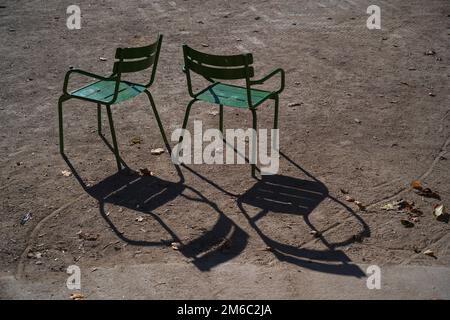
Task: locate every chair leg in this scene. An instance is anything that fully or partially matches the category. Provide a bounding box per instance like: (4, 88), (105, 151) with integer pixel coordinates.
(250, 108), (257, 178)
(105, 105), (122, 172)
(273, 95), (279, 130)
(144, 91), (170, 151)
(58, 95), (69, 155)
(179, 99), (196, 142)
(219, 104), (224, 134)
(97, 103), (102, 136)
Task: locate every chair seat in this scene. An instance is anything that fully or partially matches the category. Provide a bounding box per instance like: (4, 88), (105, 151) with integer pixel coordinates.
(195, 83), (273, 108)
(70, 80), (146, 104)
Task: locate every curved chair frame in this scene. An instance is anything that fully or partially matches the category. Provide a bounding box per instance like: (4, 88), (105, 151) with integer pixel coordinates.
(181, 45), (285, 176)
(58, 35), (168, 172)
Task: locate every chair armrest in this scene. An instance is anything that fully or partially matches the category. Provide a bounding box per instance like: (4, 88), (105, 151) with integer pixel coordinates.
(250, 68), (285, 95)
(62, 69), (110, 96)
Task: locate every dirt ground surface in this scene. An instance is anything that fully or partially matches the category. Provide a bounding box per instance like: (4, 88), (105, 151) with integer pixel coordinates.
(1, 0), (449, 299)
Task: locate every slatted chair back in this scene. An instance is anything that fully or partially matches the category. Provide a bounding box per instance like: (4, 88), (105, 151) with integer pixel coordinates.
(113, 34), (163, 87)
(183, 45), (254, 81)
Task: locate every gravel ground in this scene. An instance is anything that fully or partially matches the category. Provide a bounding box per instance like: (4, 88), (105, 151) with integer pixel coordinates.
(0, 0), (449, 298)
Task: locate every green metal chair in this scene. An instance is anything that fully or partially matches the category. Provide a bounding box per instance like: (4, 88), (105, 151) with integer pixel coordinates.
(58, 35), (168, 172)
(181, 44), (285, 176)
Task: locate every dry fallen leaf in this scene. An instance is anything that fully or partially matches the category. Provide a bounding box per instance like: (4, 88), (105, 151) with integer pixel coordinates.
(423, 249), (436, 258)
(70, 293), (84, 300)
(151, 148), (165, 155)
(416, 187), (441, 200)
(130, 136), (142, 145)
(381, 203), (395, 211)
(78, 232), (99, 241)
(61, 170), (72, 177)
(354, 201), (366, 211)
(411, 180), (422, 190)
(398, 200), (414, 211)
(345, 195), (355, 202)
(139, 168), (153, 176)
(411, 181), (441, 200)
(171, 242), (181, 250)
(400, 219), (414, 228)
(433, 204), (446, 219)
(409, 207), (423, 216)
(310, 230), (321, 238)
(381, 199), (419, 213)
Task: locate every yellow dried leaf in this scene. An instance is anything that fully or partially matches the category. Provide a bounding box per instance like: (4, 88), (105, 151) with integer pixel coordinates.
(411, 180), (422, 190)
(381, 203), (395, 210)
(130, 136), (142, 145)
(61, 170), (72, 177)
(70, 293), (84, 300)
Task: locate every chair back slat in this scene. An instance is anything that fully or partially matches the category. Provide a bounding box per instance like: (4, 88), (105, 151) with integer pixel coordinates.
(115, 42), (159, 60)
(186, 59), (254, 80)
(185, 46), (253, 66)
(113, 54), (155, 74)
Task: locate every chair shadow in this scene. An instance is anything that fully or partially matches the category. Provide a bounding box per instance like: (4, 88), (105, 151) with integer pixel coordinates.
(62, 153), (248, 271)
(61, 130), (369, 277)
(236, 175), (363, 277)
(182, 152), (370, 278)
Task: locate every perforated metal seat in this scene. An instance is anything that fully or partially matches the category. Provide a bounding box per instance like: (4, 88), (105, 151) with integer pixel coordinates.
(70, 80), (147, 104)
(196, 82), (273, 108)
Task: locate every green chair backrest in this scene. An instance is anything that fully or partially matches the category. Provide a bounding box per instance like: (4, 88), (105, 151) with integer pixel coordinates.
(183, 45), (254, 80)
(113, 34), (163, 87)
